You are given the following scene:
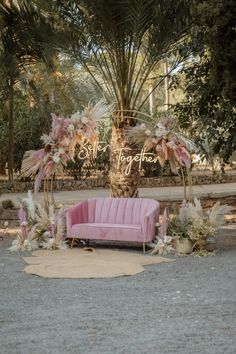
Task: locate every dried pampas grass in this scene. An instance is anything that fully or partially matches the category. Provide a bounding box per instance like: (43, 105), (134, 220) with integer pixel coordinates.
(40, 219), (67, 251)
(9, 234), (39, 252)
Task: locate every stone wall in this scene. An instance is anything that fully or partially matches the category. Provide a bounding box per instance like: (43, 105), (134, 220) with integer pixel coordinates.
(1, 174), (236, 193)
(139, 174), (236, 187)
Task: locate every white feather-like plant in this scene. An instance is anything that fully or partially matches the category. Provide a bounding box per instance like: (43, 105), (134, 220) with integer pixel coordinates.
(21, 191), (36, 220)
(207, 202), (233, 227)
(9, 224), (39, 252)
(179, 198), (233, 228)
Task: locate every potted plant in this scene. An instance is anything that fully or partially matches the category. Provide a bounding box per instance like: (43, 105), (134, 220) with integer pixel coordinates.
(167, 198), (233, 254)
(167, 213), (194, 254)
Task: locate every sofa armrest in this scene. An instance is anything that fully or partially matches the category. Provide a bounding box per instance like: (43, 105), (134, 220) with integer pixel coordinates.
(66, 201), (88, 237)
(142, 204), (160, 242)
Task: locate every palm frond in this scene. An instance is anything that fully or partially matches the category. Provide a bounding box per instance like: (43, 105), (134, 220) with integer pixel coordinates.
(59, 0), (192, 115)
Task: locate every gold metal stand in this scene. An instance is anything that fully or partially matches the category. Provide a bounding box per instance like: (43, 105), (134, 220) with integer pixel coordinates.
(143, 242), (146, 254)
(70, 238), (75, 249)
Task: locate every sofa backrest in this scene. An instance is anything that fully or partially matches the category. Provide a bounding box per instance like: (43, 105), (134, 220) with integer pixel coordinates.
(87, 197), (159, 225)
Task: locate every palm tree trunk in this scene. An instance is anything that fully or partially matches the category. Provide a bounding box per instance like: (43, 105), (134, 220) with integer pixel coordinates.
(109, 125), (140, 197)
(164, 58), (170, 110)
(8, 79), (14, 181)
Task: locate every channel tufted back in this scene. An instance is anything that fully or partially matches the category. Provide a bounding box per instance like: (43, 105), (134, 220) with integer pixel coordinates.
(86, 197), (159, 225)
(66, 197), (160, 245)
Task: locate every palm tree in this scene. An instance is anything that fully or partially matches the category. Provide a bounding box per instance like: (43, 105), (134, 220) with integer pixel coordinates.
(61, 0), (192, 196)
(0, 0), (65, 180)
(40, 0), (192, 196)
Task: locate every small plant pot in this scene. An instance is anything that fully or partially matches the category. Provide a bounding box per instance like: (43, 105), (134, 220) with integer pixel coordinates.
(205, 235), (217, 252)
(174, 238), (193, 254)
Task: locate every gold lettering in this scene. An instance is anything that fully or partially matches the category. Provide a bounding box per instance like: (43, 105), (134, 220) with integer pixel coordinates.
(77, 141), (90, 159)
(77, 142), (159, 174)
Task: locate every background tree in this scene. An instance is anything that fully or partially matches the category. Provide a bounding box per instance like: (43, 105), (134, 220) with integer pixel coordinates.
(173, 0), (236, 162)
(0, 56), (101, 175)
(0, 0), (65, 180)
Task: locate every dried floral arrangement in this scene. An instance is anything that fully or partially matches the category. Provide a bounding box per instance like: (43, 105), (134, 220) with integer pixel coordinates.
(9, 191), (67, 252)
(127, 116), (195, 174)
(21, 100), (111, 194)
(147, 209), (174, 256)
(10, 100), (112, 252)
(168, 198), (233, 252)
(148, 235), (174, 256)
(127, 116), (196, 200)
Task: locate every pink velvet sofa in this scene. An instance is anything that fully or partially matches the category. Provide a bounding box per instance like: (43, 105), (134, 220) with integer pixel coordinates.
(66, 197), (160, 252)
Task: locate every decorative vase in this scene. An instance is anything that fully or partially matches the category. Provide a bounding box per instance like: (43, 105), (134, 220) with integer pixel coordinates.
(205, 235), (217, 251)
(174, 238), (193, 254)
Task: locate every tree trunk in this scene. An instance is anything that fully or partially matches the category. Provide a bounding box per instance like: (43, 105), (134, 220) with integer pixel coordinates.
(0, 149), (6, 175)
(8, 80), (14, 181)
(164, 58), (170, 110)
(149, 84), (155, 116)
(109, 126), (140, 197)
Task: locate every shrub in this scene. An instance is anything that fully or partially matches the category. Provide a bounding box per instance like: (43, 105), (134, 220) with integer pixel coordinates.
(1, 199), (15, 209)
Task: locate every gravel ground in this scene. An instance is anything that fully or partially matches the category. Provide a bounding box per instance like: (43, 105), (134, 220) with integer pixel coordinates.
(0, 237), (236, 354)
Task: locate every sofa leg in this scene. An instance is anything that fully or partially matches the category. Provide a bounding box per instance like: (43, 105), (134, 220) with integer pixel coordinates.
(143, 243), (146, 254)
(70, 238), (75, 249)
(86, 239), (90, 246)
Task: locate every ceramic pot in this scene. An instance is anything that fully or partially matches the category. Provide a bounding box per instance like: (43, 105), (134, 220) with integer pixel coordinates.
(174, 238), (193, 254)
(205, 235), (217, 251)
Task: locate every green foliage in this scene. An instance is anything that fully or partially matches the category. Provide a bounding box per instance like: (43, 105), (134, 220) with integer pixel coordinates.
(173, 0), (236, 161)
(67, 144), (110, 181)
(141, 160), (163, 177)
(66, 154), (90, 181)
(0, 0), (69, 179)
(0, 89), (52, 172)
(1, 199), (14, 209)
(53, 0), (192, 118)
(24, 60), (102, 117)
(168, 214), (190, 239)
(67, 118), (111, 180)
(0, 56), (102, 174)
(0, 110), (8, 171)
(0, 0), (64, 89)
